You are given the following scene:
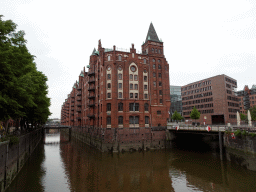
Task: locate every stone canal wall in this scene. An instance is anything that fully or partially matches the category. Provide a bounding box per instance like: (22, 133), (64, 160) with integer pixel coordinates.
(0, 129), (42, 192)
(65, 127), (168, 152)
(224, 133), (256, 154)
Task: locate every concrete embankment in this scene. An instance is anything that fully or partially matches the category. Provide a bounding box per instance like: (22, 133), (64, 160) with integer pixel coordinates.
(0, 129), (42, 192)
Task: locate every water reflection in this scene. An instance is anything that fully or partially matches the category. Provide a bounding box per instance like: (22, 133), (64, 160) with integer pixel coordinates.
(6, 131), (256, 192)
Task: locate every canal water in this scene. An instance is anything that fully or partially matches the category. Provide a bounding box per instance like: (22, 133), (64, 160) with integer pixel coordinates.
(6, 131), (256, 192)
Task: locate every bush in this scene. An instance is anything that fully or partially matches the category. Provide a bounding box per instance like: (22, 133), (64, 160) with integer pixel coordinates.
(249, 133), (256, 138)
(241, 130), (248, 136)
(234, 129), (242, 137)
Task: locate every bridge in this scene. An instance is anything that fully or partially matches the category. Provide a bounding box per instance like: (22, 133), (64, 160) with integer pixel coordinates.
(43, 125), (72, 129)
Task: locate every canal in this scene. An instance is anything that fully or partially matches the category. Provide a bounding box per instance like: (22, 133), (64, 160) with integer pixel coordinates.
(6, 131), (256, 192)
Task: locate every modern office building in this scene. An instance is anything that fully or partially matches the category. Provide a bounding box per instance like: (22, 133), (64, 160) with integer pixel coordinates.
(170, 85), (182, 117)
(237, 85), (256, 114)
(181, 74), (239, 125)
(61, 23), (171, 130)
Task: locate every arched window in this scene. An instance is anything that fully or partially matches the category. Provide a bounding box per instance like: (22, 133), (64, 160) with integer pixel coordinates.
(153, 59), (155, 62)
(107, 117), (111, 125)
(107, 83), (111, 89)
(118, 103), (123, 111)
(118, 116), (123, 125)
(118, 55), (122, 61)
(130, 74), (133, 80)
(145, 116), (149, 124)
(153, 64), (156, 69)
(158, 64), (161, 69)
(144, 103), (149, 111)
(158, 59), (161, 63)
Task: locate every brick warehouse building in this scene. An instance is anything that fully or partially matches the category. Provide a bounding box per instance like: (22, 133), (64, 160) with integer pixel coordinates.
(237, 85), (256, 114)
(61, 23), (171, 151)
(181, 74), (239, 125)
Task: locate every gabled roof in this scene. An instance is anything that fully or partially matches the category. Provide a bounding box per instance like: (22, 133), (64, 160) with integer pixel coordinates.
(145, 23), (160, 43)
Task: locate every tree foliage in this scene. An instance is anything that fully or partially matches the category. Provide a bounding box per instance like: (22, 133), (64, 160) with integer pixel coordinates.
(0, 15), (51, 130)
(171, 111), (183, 122)
(240, 113), (247, 121)
(249, 106), (256, 121)
(190, 106), (200, 120)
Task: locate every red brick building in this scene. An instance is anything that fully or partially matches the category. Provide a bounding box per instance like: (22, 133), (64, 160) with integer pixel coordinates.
(61, 23), (171, 130)
(181, 74), (239, 125)
(237, 85), (256, 114)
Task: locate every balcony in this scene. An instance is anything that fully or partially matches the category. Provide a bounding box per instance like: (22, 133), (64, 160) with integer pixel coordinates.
(88, 95), (95, 99)
(88, 72), (95, 76)
(87, 114), (95, 119)
(71, 95), (75, 98)
(76, 97), (82, 101)
(88, 103), (95, 107)
(77, 87), (82, 91)
(71, 100), (74, 103)
(88, 78), (95, 84)
(77, 92), (82, 96)
(77, 108), (81, 112)
(88, 87), (95, 91)
(71, 107), (74, 111)
(76, 117), (81, 120)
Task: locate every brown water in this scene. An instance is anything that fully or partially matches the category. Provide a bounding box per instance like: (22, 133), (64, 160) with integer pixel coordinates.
(6, 132), (256, 192)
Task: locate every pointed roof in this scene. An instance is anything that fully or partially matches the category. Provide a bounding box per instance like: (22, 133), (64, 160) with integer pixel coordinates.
(91, 48), (96, 55)
(145, 23), (160, 43)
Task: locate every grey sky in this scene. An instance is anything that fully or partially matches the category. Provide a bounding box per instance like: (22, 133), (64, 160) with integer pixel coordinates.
(1, 0), (256, 119)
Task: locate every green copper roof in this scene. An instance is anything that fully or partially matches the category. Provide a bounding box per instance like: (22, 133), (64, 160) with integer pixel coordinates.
(80, 71), (84, 77)
(145, 23), (160, 43)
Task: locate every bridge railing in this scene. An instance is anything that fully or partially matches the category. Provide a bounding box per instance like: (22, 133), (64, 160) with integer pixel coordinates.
(167, 124), (228, 132)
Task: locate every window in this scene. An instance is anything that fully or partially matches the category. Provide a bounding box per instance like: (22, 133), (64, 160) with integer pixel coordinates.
(131, 66), (136, 72)
(118, 103), (123, 111)
(129, 116), (139, 124)
(153, 64), (156, 69)
(108, 55), (110, 61)
(158, 49), (161, 54)
(144, 58), (146, 64)
(130, 74), (133, 80)
(157, 110), (161, 115)
(107, 93), (111, 98)
(118, 83), (122, 89)
(107, 83), (111, 89)
(144, 103), (149, 111)
(155, 49), (157, 53)
(152, 48), (154, 53)
(159, 90), (162, 95)
(107, 74), (111, 80)
(107, 103), (111, 111)
(145, 116), (149, 124)
(158, 73), (162, 78)
(134, 75), (138, 81)
(107, 117), (111, 125)
(158, 59), (161, 63)
(118, 55), (122, 61)
(130, 93), (133, 98)
(144, 85), (148, 90)
(118, 116), (123, 124)
(144, 76), (147, 81)
(129, 103), (139, 111)
(153, 72), (156, 77)
(135, 93), (138, 99)
(144, 94), (148, 99)
(130, 84), (133, 90)
(153, 81), (156, 86)
(118, 73), (122, 80)
(160, 99), (163, 104)
(119, 92), (122, 98)
(159, 82), (162, 86)
(134, 84), (138, 90)
(153, 59), (155, 62)
(158, 64), (161, 69)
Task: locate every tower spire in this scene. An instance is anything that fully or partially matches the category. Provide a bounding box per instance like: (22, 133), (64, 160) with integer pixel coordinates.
(145, 23), (160, 43)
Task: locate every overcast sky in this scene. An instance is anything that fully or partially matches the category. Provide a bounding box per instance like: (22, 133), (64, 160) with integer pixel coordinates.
(1, 0), (256, 119)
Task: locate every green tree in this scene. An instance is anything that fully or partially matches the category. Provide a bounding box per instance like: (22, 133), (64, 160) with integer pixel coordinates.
(190, 106), (201, 124)
(0, 15), (51, 132)
(240, 113), (247, 121)
(171, 111), (183, 122)
(249, 106), (256, 121)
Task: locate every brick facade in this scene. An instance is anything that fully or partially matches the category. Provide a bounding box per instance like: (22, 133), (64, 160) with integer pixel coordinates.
(237, 85), (256, 114)
(61, 23), (171, 132)
(181, 74), (239, 125)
